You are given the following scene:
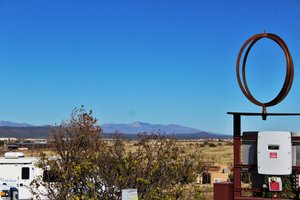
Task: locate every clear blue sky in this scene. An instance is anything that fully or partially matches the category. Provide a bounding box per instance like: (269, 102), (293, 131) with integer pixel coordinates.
(1, 0), (300, 134)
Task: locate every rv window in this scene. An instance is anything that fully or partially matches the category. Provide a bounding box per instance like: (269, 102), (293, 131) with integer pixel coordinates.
(21, 167), (30, 180)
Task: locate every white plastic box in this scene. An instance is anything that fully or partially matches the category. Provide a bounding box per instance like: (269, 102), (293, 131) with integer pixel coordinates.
(257, 131), (292, 175)
(122, 189), (138, 200)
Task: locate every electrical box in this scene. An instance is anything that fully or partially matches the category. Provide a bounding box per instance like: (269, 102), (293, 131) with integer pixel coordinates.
(242, 131), (257, 165)
(292, 132), (300, 166)
(257, 131), (292, 175)
(242, 132), (265, 188)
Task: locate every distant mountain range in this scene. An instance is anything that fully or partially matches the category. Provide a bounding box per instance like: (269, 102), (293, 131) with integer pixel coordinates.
(0, 121), (34, 127)
(0, 121), (231, 139)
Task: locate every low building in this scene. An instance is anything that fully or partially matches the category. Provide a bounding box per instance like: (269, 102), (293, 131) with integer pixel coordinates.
(7, 142), (50, 150)
(200, 164), (232, 184)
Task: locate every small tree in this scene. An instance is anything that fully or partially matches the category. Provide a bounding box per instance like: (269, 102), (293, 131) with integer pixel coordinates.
(31, 106), (105, 199)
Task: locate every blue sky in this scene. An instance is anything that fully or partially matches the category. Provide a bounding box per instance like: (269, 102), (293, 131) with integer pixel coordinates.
(1, 0), (300, 134)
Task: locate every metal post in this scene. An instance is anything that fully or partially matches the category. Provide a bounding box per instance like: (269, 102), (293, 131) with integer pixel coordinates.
(233, 114), (241, 199)
(214, 182), (233, 200)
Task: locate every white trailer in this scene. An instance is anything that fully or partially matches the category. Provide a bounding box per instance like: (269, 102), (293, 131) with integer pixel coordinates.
(0, 152), (44, 200)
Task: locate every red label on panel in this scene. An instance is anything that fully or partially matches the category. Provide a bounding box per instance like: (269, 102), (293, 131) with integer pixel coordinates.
(269, 152), (277, 158)
(270, 181), (280, 191)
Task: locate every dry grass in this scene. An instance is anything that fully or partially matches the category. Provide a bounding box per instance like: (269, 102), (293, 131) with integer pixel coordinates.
(164, 140), (233, 165)
(201, 143), (233, 165)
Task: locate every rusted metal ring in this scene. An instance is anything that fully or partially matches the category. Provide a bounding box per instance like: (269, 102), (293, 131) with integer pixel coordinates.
(236, 33), (294, 115)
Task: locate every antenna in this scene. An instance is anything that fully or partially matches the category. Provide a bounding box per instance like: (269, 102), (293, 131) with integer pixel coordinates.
(236, 33), (294, 120)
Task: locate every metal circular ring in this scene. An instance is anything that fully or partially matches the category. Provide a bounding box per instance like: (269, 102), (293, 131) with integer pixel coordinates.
(236, 33), (294, 114)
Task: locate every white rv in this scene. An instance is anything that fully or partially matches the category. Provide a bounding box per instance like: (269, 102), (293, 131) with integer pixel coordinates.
(0, 152), (44, 200)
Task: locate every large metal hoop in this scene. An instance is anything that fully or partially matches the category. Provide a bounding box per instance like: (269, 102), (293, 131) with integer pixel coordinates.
(236, 33), (294, 115)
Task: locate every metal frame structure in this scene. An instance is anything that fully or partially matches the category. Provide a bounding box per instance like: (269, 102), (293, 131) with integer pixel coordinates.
(228, 112), (300, 200)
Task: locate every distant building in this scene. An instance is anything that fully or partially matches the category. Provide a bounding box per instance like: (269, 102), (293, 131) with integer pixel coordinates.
(7, 142), (50, 150)
(200, 164), (232, 184)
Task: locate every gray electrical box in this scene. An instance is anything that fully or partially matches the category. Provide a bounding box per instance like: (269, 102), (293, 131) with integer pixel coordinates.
(242, 131), (257, 165)
(257, 131), (292, 175)
(242, 132), (264, 188)
(292, 132), (300, 166)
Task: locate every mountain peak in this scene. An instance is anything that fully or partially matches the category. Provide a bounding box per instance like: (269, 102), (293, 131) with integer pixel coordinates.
(101, 121), (202, 134)
(130, 121), (150, 127)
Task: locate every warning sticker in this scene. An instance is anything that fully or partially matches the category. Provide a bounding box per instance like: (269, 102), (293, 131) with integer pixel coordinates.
(269, 152), (278, 158)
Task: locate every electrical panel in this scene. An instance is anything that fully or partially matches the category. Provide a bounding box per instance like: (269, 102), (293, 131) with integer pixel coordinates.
(257, 131), (292, 175)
